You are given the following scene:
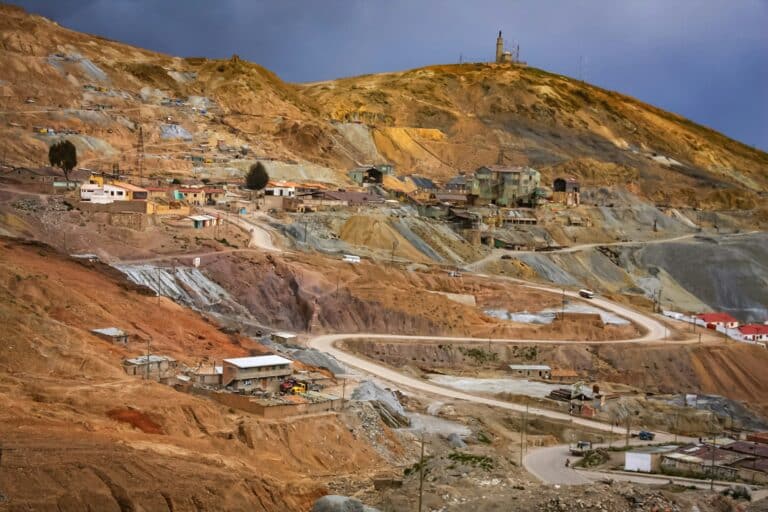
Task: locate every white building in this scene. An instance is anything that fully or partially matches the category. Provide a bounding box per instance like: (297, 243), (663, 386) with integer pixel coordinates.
(222, 355), (293, 392)
(80, 183), (131, 203)
(264, 181), (296, 198)
(624, 446), (677, 473)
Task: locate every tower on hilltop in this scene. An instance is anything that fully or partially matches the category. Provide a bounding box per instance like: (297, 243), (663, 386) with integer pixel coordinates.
(495, 30), (514, 63)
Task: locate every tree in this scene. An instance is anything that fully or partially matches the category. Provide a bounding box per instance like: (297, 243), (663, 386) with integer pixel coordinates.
(245, 162), (269, 190)
(48, 140), (77, 184)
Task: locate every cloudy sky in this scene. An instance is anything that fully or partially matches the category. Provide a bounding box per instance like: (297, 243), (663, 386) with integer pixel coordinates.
(12, 0), (768, 150)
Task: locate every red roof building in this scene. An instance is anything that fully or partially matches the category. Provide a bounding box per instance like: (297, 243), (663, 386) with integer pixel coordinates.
(738, 324), (768, 342)
(697, 313), (739, 328)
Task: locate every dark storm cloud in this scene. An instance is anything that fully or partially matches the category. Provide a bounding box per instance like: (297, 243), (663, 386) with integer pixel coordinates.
(11, 0), (768, 150)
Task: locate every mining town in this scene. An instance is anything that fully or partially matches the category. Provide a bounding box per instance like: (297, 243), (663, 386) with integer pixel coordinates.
(1, 3), (768, 511)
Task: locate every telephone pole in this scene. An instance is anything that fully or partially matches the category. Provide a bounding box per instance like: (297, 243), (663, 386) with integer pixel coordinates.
(418, 431), (426, 512)
(145, 337), (151, 381)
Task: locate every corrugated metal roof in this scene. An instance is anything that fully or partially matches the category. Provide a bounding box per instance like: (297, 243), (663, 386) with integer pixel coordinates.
(91, 327), (126, 337)
(125, 354), (175, 365)
(509, 364), (551, 371)
(223, 355), (292, 368)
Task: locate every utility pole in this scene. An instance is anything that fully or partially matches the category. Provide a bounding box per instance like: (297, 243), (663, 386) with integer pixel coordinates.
(341, 378), (346, 410)
(418, 431), (426, 512)
(145, 337), (151, 381)
(136, 126), (144, 186)
(625, 413), (631, 448)
(561, 288), (566, 322)
(710, 425), (717, 491)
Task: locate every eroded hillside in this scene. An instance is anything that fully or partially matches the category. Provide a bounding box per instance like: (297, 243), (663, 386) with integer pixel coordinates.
(0, 4), (765, 209)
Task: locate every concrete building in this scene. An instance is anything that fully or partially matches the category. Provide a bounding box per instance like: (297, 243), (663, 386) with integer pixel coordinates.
(80, 182), (147, 203)
(193, 365), (223, 387)
(552, 177), (580, 206)
(471, 165), (541, 206)
(222, 355), (293, 393)
(348, 164), (394, 185)
(624, 446), (677, 473)
(445, 174), (469, 194)
(271, 332), (298, 345)
(188, 214), (220, 229)
(697, 313), (739, 329)
(123, 354), (178, 381)
(508, 364), (551, 379)
(661, 444), (747, 479)
(90, 327), (129, 344)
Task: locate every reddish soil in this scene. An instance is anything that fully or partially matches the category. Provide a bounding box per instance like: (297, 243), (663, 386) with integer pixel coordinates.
(107, 408), (164, 434)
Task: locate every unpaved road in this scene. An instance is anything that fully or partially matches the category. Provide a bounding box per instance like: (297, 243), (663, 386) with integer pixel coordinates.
(463, 233), (698, 271)
(202, 208), (280, 252)
(306, 280), (697, 487)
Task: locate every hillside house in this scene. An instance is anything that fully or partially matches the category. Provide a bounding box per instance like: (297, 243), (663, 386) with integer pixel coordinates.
(193, 365), (223, 387)
(80, 182), (147, 203)
(145, 187), (170, 201)
(188, 214), (220, 229)
(348, 164), (394, 185)
(263, 181), (297, 210)
(90, 327), (129, 344)
(552, 177), (580, 206)
(222, 355), (293, 393)
(123, 355), (178, 381)
(661, 444), (746, 479)
(697, 312), (740, 329)
(508, 364), (551, 379)
(110, 181), (148, 200)
(445, 174), (469, 194)
(177, 187), (205, 205)
(1, 167), (60, 192)
(738, 324), (768, 342)
(470, 166), (541, 206)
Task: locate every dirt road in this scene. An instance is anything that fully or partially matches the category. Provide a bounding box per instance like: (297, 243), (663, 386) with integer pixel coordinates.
(463, 233), (698, 271)
(202, 208), (280, 252)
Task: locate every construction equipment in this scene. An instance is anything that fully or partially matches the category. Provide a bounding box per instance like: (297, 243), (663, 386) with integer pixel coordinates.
(280, 378), (307, 395)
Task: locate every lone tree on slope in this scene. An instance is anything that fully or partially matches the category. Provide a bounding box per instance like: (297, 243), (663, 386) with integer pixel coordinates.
(48, 140), (77, 185)
(245, 162), (269, 191)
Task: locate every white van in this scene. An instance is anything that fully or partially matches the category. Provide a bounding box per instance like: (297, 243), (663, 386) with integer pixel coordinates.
(579, 289), (595, 299)
(342, 254), (361, 264)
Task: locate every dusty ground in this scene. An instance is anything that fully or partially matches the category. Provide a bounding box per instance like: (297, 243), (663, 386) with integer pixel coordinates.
(0, 187), (251, 261)
(0, 239), (397, 511)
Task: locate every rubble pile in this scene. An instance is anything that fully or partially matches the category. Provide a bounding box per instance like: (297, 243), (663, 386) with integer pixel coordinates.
(351, 381), (410, 427)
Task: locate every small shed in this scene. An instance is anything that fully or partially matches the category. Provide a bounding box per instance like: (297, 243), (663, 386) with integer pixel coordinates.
(91, 327), (129, 344)
(188, 214), (219, 229)
(508, 364), (551, 379)
(123, 354), (178, 380)
(271, 332), (298, 345)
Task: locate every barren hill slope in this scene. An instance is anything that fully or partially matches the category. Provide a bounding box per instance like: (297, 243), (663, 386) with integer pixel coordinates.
(1, 3), (766, 207)
(0, 238), (392, 510)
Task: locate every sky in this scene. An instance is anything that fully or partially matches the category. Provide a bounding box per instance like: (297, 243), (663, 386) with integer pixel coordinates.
(11, 0), (768, 151)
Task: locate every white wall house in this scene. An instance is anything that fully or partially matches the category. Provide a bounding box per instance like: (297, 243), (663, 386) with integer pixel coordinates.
(265, 182), (296, 197)
(80, 183), (130, 203)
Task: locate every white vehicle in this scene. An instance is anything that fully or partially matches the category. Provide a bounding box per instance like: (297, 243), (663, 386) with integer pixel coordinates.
(578, 289), (595, 299)
(342, 254), (361, 264)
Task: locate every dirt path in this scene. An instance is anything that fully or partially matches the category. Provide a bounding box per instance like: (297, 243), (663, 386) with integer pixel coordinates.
(463, 233), (698, 271)
(201, 208), (281, 252)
